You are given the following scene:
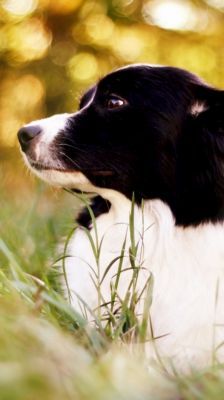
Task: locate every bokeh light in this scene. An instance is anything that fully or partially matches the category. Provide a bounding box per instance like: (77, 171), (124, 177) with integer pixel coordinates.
(48, 0), (83, 14)
(2, 0), (37, 16)
(0, 75), (45, 147)
(206, 0), (224, 10)
(68, 52), (99, 83)
(113, 27), (146, 61)
(7, 19), (52, 63)
(143, 0), (202, 31)
(85, 14), (115, 45)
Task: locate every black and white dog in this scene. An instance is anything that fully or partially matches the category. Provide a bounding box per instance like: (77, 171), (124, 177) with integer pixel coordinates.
(18, 64), (224, 370)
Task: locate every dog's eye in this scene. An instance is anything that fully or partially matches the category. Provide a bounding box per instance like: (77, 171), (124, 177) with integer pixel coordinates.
(106, 96), (127, 110)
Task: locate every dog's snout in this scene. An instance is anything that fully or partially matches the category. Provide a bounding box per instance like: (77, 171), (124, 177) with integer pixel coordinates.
(18, 125), (42, 152)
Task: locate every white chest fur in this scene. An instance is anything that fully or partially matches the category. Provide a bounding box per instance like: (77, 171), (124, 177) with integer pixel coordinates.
(64, 194), (224, 370)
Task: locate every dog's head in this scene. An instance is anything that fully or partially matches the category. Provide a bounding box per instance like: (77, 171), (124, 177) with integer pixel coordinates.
(18, 64), (224, 225)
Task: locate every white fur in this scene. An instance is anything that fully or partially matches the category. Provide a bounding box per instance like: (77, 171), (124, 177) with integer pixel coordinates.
(31, 169), (94, 190)
(25, 114), (71, 162)
(190, 101), (208, 116)
(64, 192), (224, 371)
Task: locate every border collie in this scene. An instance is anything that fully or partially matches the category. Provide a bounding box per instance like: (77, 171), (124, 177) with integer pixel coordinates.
(18, 64), (224, 371)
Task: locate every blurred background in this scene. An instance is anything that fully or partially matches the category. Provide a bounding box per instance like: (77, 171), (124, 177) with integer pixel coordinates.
(1, 0), (224, 257)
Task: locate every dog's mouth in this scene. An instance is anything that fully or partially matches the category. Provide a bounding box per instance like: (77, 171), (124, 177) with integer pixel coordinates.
(29, 160), (114, 176)
(29, 160), (69, 172)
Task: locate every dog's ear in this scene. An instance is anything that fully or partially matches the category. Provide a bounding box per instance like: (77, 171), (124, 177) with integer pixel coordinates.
(177, 83), (224, 225)
(189, 83), (224, 138)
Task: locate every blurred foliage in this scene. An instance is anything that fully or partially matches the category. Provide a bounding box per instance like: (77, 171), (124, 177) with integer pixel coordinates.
(0, 0), (224, 186)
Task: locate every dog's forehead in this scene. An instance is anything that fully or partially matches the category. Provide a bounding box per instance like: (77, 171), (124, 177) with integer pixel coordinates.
(94, 65), (155, 97)
(97, 64), (199, 93)
(81, 64), (198, 106)
(99, 64), (153, 85)
(96, 64), (184, 95)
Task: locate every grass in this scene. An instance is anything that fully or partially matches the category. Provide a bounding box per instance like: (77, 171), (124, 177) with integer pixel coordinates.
(1, 179), (224, 399)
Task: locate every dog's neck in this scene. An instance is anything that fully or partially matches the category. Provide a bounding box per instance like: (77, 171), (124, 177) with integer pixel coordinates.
(96, 189), (131, 217)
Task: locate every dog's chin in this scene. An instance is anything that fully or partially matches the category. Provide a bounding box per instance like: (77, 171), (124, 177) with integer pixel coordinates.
(33, 168), (94, 189)
(23, 155), (95, 191)
(22, 154), (117, 198)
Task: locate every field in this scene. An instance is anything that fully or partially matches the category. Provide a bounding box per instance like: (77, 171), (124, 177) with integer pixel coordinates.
(0, 160), (224, 400)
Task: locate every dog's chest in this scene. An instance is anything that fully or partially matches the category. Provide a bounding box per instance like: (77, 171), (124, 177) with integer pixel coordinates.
(64, 198), (224, 368)
(65, 198), (159, 310)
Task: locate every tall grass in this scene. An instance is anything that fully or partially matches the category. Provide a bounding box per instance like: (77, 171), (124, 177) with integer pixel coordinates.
(0, 182), (224, 399)
(61, 191), (154, 346)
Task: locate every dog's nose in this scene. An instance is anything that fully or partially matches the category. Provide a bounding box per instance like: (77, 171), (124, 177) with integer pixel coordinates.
(18, 125), (42, 152)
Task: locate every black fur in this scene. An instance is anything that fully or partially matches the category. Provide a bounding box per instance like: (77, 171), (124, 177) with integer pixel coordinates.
(77, 196), (111, 229)
(44, 65), (224, 225)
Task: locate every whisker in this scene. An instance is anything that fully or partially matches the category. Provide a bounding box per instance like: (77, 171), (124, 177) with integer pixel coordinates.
(58, 145), (119, 174)
(56, 142), (88, 154)
(59, 151), (82, 170)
